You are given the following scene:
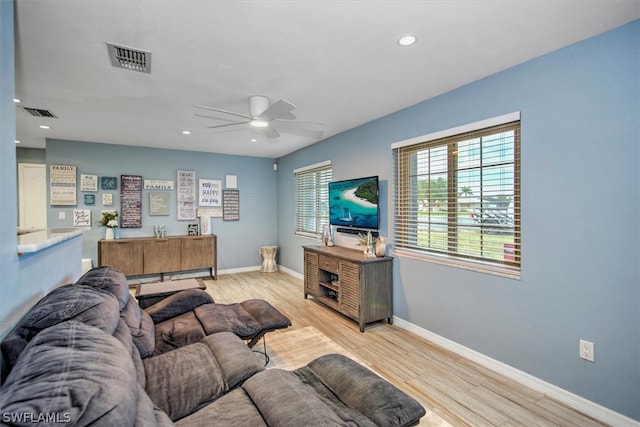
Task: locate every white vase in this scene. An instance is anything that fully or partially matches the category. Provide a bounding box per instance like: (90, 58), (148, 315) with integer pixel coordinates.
(375, 237), (386, 257)
(105, 228), (114, 240)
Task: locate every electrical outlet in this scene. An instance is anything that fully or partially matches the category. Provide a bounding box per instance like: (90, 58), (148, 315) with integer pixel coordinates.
(579, 339), (595, 362)
(58, 211), (65, 220)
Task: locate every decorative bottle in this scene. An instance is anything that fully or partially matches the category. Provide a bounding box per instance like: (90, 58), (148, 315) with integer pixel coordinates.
(375, 236), (386, 257)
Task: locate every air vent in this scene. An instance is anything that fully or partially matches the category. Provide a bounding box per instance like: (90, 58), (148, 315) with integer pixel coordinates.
(106, 42), (151, 73)
(22, 107), (57, 118)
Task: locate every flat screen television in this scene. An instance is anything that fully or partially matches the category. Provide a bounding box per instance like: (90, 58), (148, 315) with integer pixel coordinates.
(329, 176), (379, 230)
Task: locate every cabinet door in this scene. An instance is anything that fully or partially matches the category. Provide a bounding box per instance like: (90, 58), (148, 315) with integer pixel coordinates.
(339, 261), (360, 320)
(99, 240), (144, 276)
(181, 236), (215, 270)
(144, 239), (182, 274)
(304, 250), (319, 296)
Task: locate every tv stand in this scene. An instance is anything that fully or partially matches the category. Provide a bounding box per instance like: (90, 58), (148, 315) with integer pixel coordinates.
(303, 245), (392, 332)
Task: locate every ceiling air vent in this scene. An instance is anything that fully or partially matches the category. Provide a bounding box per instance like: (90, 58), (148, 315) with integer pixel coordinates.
(106, 42), (151, 73)
(22, 107), (57, 118)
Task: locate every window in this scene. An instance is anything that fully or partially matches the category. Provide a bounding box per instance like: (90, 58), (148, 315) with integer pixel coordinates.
(393, 113), (521, 278)
(294, 161), (332, 238)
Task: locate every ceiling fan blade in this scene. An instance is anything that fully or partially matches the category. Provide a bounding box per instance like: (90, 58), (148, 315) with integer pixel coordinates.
(194, 105), (252, 120)
(195, 113), (238, 123)
(207, 126), (253, 136)
(274, 120), (324, 139)
(258, 99), (296, 121)
(206, 121), (250, 129)
(258, 125), (280, 139)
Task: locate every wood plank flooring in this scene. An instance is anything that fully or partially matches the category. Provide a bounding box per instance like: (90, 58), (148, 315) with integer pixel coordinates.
(202, 271), (610, 427)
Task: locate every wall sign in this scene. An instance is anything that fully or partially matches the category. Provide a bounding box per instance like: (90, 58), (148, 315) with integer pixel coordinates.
(199, 179), (221, 207)
(73, 209), (91, 227)
(144, 179), (175, 190)
(222, 189), (240, 221)
(101, 176), (117, 190)
(50, 164), (77, 206)
(149, 192), (170, 216)
(177, 170), (196, 220)
(80, 174), (98, 192)
(120, 175), (142, 228)
(102, 193), (113, 206)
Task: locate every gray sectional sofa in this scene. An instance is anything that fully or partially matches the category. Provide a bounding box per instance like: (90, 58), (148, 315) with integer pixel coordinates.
(0, 268), (426, 426)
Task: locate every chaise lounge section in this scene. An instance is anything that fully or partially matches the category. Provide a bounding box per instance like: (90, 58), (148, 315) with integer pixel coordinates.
(76, 266), (292, 355)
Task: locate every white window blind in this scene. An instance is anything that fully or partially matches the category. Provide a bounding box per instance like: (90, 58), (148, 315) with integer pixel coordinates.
(294, 161), (332, 238)
(393, 118), (521, 278)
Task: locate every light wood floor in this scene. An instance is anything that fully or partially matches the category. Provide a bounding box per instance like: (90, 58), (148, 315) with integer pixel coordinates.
(202, 271), (610, 427)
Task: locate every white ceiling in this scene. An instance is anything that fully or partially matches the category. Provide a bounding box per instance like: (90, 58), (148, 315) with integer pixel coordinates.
(13, 0), (640, 159)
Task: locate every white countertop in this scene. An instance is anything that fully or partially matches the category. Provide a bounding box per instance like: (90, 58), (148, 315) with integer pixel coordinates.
(17, 227), (84, 254)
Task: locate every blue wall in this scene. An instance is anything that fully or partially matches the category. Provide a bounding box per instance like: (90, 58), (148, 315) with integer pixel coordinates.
(45, 139), (278, 273)
(0, 0), (21, 336)
(277, 21), (640, 420)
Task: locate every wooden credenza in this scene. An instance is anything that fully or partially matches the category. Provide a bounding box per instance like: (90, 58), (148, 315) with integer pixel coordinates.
(98, 234), (217, 280)
(303, 245), (392, 332)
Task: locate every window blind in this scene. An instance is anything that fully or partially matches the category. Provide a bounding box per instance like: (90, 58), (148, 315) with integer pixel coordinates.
(294, 161), (332, 238)
(394, 120), (521, 278)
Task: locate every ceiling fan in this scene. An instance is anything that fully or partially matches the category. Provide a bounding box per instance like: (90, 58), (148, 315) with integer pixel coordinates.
(195, 95), (323, 140)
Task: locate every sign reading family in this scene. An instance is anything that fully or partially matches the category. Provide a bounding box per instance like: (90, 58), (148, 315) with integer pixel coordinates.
(50, 164), (77, 206)
(144, 180), (175, 190)
(198, 179), (222, 207)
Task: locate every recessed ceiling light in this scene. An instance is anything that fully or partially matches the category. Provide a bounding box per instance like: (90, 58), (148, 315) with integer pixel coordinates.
(39, 125), (50, 129)
(250, 138), (258, 143)
(182, 130), (191, 135)
(398, 35), (417, 47)
(13, 98), (21, 103)
(15, 140), (20, 144)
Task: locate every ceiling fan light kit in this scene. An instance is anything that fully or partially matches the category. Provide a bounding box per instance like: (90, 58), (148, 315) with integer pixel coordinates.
(250, 119), (269, 128)
(195, 95), (324, 141)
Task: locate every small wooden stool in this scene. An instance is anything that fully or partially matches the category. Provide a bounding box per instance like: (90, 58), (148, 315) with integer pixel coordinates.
(260, 245), (278, 273)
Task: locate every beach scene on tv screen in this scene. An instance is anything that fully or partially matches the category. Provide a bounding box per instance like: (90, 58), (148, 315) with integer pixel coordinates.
(329, 177), (379, 228)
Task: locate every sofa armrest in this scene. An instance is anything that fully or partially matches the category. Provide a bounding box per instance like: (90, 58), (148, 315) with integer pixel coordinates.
(144, 289), (214, 324)
(304, 354), (426, 427)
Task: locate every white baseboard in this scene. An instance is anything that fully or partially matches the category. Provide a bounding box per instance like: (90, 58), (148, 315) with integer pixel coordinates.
(278, 265), (303, 280)
(218, 265), (262, 275)
(393, 316), (639, 427)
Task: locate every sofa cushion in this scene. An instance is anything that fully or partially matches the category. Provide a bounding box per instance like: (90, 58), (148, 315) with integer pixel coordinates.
(153, 311), (207, 355)
(144, 288), (214, 324)
(239, 299), (292, 331)
(242, 369), (351, 426)
(194, 303), (262, 337)
(143, 341), (225, 421)
(135, 384), (175, 427)
(143, 332), (264, 421)
(304, 354), (426, 427)
(0, 284), (120, 384)
(76, 266), (130, 310)
(200, 331), (265, 387)
(175, 388), (267, 427)
(0, 321), (137, 426)
(122, 297), (156, 358)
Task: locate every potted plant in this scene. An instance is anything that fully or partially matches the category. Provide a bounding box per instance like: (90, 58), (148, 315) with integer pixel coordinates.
(99, 210), (118, 239)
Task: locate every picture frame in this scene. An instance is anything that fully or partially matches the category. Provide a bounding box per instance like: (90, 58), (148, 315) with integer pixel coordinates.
(187, 223), (199, 235)
(101, 176), (117, 190)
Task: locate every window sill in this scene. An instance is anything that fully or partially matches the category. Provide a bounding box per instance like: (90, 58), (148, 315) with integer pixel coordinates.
(295, 231), (321, 241)
(392, 248), (520, 280)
